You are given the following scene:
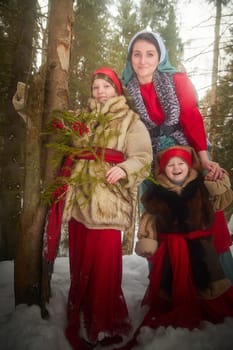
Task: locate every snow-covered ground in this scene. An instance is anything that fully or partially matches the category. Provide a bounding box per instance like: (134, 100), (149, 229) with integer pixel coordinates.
(1, 250), (233, 350)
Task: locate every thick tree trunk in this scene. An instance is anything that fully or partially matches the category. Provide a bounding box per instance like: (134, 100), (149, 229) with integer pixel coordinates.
(14, 0), (74, 314)
(209, 0), (222, 159)
(40, 0), (74, 312)
(0, 0), (37, 260)
(14, 69), (47, 307)
(43, 0), (73, 186)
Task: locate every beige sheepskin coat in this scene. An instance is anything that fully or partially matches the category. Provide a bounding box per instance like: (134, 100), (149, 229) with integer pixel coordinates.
(63, 95), (153, 230)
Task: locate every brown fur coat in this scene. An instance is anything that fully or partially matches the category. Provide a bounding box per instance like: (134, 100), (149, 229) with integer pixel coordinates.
(137, 168), (233, 298)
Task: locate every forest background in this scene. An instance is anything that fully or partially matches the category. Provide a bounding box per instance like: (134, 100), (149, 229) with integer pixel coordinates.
(0, 0), (233, 313)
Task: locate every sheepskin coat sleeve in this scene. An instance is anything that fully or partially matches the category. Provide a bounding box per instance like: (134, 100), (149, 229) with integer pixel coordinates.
(204, 173), (233, 211)
(63, 95), (153, 231)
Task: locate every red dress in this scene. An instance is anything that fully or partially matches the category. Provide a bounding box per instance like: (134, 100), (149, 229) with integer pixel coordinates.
(66, 220), (131, 347)
(43, 152), (131, 349)
(140, 73), (207, 151)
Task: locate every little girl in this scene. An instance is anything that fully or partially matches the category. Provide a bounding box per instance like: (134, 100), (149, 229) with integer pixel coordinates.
(43, 67), (153, 349)
(122, 145), (233, 349)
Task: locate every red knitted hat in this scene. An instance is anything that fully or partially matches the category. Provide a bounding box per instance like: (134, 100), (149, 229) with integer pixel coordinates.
(159, 147), (192, 171)
(92, 67), (123, 95)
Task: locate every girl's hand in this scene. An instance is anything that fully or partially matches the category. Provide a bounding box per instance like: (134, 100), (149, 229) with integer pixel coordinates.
(106, 166), (126, 184)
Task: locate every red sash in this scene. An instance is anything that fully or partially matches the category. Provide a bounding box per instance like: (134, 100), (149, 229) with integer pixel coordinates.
(75, 147), (125, 163)
(144, 230), (212, 308)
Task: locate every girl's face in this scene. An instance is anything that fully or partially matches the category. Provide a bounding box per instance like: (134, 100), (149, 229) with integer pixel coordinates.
(164, 156), (189, 184)
(92, 78), (118, 104)
(131, 39), (160, 84)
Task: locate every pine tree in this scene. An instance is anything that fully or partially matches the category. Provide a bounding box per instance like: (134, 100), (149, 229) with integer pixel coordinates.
(214, 57), (233, 219)
(69, 0), (111, 107)
(0, 0), (37, 260)
(201, 23), (233, 219)
(160, 5), (183, 67)
(12, 0), (74, 311)
(207, 0), (231, 159)
(104, 0), (140, 75)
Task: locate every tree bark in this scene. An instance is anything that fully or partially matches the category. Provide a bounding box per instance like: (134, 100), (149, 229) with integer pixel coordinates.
(209, 0), (222, 159)
(0, 0), (37, 260)
(14, 0), (74, 315)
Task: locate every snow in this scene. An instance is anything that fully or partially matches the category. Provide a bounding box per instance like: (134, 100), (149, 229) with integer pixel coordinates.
(1, 253), (233, 350)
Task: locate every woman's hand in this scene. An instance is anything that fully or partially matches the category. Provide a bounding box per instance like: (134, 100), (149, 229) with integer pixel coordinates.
(203, 160), (224, 180)
(106, 166), (127, 184)
(198, 150), (224, 180)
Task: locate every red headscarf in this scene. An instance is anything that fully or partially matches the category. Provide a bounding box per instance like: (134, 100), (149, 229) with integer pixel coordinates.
(159, 147), (192, 172)
(93, 67), (123, 95)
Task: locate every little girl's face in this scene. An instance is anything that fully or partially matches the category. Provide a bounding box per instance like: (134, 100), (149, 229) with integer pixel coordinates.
(92, 78), (118, 104)
(164, 156), (189, 184)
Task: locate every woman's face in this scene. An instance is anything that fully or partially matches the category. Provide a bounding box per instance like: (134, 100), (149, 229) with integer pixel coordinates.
(131, 39), (160, 84)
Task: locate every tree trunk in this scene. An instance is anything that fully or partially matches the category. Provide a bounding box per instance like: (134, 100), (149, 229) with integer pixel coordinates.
(14, 70), (47, 307)
(14, 0), (74, 315)
(43, 0), (73, 186)
(0, 0), (37, 260)
(209, 0), (222, 159)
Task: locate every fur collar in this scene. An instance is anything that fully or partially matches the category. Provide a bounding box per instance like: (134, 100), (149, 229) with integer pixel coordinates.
(156, 168), (199, 194)
(146, 172), (203, 206)
(87, 95), (133, 119)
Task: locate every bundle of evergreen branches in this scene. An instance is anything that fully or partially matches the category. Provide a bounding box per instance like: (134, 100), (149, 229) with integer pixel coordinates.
(42, 109), (118, 205)
(42, 109), (151, 206)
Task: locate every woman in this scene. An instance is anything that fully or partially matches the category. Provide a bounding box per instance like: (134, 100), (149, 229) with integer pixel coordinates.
(122, 29), (233, 282)
(43, 67), (153, 349)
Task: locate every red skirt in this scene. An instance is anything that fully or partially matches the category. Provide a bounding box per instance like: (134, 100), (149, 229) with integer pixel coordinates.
(66, 219), (131, 345)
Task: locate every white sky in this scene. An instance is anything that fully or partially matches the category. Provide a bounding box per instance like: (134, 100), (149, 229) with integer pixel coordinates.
(177, 0), (232, 98)
(1, 251), (233, 350)
(37, 0), (232, 99)
(177, 0), (215, 98)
